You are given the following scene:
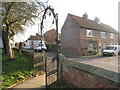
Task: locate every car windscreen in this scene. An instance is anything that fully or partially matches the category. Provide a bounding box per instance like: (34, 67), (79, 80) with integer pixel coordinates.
(38, 43), (44, 47)
(106, 46), (114, 50)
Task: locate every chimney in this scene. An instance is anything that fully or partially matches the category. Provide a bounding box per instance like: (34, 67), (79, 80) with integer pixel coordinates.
(36, 33), (39, 36)
(83, 12), (88, 19)
(94, 17), (100, 24)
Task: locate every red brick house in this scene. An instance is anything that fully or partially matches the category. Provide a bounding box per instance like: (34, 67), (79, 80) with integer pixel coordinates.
(44, 29), (57, 44)
(44, 29), (61, 44)
(61, 13), (118, 55)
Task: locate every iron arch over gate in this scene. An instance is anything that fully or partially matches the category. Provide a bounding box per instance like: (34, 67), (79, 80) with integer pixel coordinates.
(40, 6), (59, 88)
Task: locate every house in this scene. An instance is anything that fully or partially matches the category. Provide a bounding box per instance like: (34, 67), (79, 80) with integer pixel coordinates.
(44, 29), (61, 44)
(61, 13), (118, 55)
(24, 33), (42, 49)
(24, 29), (61, 50)
(44, 29), (57, 44)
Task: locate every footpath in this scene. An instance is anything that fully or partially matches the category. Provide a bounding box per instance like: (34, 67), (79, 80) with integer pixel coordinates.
(12, 74), (45, 89)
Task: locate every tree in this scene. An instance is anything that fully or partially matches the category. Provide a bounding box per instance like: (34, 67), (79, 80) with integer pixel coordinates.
(1, 2), (45, 60)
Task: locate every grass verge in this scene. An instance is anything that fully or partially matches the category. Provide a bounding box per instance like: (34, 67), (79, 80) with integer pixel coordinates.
(2, 49), (33, 88)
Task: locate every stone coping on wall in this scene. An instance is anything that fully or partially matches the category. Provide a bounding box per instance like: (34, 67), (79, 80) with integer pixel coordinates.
(62, 58), (119, 85)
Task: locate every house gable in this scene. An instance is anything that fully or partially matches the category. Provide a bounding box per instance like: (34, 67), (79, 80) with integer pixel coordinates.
(61, 14), (81, 54)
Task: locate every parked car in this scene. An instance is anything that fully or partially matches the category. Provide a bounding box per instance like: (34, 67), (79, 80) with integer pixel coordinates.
(103, 45), (120, 56)
(33, 40), (47, 52)
(23, 46), (31, 50)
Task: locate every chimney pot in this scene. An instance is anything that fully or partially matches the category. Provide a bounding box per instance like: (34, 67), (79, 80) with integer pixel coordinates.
(83, 12), (88, 19)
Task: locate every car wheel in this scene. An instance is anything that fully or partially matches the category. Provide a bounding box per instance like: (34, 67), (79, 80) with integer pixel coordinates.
(103, 54), (105, 56)
(118, 51), (120, 55)
(112, 52), (115, 56)
(34, 49), (37, 52)
(42, 49), (46, 52)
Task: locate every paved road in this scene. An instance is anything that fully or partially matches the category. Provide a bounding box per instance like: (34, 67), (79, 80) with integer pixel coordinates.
(67, 55), (119, 73)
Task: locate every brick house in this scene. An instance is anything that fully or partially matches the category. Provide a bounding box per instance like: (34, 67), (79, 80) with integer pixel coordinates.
(44, 29), (57, 44)
(61, 13), (118, 55)
(44, 29), (61, 44)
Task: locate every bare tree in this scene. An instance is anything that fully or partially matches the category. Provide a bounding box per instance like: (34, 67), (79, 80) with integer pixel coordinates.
(1, 1), (45, 60)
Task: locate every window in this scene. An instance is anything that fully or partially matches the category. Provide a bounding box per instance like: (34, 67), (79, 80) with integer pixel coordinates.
(86, 29), (93, 37)
(88, 43), (94, 50)
(102, 43), (106, 50)
(110, 33), (114, 38)
(101, 32), (106, 38)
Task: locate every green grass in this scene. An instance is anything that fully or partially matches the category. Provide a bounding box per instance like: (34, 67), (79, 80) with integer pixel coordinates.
(2, 49), (34, 88)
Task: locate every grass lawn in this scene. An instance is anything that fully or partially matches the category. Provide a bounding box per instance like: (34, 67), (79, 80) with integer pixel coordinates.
(2, 49), (34, 88)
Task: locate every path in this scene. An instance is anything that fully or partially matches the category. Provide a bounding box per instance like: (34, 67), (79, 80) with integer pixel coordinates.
(13, 74), (45, 89)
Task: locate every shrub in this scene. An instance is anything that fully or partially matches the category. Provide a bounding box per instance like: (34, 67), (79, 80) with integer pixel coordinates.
(88, 50), (98, 55)
(81, 48), (84, 50)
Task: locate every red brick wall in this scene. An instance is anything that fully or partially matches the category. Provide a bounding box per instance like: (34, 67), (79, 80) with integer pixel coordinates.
(79, 28), (118, 54)
(58, 54), (119, 88)
(61, 14), (80, 55)
(62, 65), (117, 88)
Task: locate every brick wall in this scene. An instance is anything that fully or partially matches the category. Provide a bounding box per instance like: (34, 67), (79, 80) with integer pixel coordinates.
(59, 54), (119, 88)
(79, 28), (118, 47)
(79, 28), (118, 55)
(61, 14), (80, 55)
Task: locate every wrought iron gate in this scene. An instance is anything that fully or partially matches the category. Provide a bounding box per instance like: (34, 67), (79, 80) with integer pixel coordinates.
(40, 6), (59, 88)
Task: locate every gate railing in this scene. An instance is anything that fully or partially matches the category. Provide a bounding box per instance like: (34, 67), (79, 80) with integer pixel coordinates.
(43, 51), (58, 88)
(33, 53), (45, 76)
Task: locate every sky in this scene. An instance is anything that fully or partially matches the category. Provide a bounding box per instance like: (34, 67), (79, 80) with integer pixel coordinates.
(14, 0), (119, 42)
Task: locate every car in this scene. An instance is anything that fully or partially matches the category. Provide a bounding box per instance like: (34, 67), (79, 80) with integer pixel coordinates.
(23, 46), (31, 50)
(34, 40), (47, 52)
(103, 45), (120, 56)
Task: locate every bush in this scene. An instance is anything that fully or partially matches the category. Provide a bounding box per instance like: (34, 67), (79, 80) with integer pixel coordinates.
(88, 50), (98, 55)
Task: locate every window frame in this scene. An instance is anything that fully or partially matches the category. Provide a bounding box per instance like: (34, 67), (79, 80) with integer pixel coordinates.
(110, 33), (114, 38)
(102, 43), (107, 50)
(86, 29), (93, 37)
(88, 43), (94, 51)
(101, 32), (106, 38)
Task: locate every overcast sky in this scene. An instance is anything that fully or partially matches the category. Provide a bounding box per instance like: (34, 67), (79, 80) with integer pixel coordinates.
(14, 0), (119, 42)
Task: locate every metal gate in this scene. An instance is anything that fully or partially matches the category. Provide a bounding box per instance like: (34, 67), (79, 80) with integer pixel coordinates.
(40, 6), (59, 88)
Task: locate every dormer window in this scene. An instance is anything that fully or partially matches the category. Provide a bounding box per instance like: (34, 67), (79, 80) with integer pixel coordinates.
(86, 29), (93, 37)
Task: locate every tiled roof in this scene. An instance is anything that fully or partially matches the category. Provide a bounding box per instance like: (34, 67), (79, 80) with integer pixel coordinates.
(69, 14), (118, 33)
(28, 33), (42, 40)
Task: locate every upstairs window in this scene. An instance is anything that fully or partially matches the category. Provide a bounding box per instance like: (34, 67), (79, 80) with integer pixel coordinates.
(101, 32), (106, 38)
(86, 29), (93, 37)
(110, 33), (114, 38)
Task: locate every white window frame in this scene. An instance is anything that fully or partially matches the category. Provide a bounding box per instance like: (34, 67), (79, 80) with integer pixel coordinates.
(88, 43), (94, 51)
(101, 32), (106, 38)
(110, 33), (114, 38)
(86, 29), (93, 37)
(102, 43), (106, 50)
